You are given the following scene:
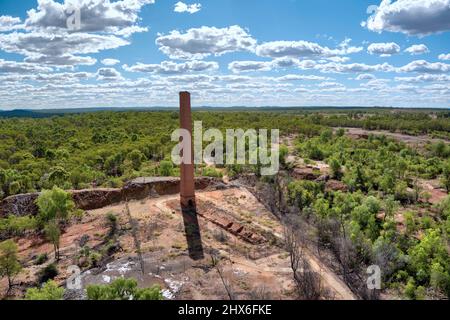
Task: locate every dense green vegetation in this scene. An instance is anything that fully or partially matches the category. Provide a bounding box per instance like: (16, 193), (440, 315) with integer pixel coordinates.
(282, 126), (450, 299)
(25, 280), (64, 300)
(0, 109), (449, 300)
(22, 278), (163, 300)
(86, 278), (163, 300)
(0, 110), (448, 199)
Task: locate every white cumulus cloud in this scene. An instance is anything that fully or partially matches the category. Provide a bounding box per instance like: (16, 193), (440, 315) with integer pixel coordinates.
(316, 62), (395, 73)
(96, 67), (123, 81)
(123, 60), (218, 74)
(364, 0), (450, 36)
(397, 59), (450, 73)
(156, 25), (257, 60)
(255, 40), (362, 59)
(405, 44), (430, 55)
(174, 1), (202, 14)
(0, 16), (23, 32)
(101, 58), (120, 66)
(25, 0), (153, 34)
(0, 58), (53, 74)
(0, 31), (127, 67)
(367, 42), (401, 56)
(0, 0), (154, 68)
(228, 61), (272, 73)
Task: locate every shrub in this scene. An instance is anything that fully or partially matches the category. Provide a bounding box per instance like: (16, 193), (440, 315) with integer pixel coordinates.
(202, 167), (223, 178)
(25, 280), (64, 300)
(0, 239), (22, 291)
(44, 221), (61, 260)
(404, 278), (417, 300)
(408, 229), (449, 287)
(106, 212), (118, 236)
(0, 215), (37, 239)
(38, 263), (58, 284)
(105, 177), (123, 188)
(89, 252), (102, 268)
(34, 253), (48, 265)
(213, 229), (229, 243)
(127, 150), (145, 171)
(86, 278), (163, 300)
(159, 160), (174, 177)
(36, 186), (74, 226)
(329, 158), (343, 180)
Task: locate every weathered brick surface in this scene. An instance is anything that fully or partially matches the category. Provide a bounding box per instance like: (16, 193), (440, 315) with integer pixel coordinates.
(167, 199), (266, 245)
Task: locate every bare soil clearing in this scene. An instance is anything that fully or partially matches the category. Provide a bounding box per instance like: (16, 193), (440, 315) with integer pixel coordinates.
(1, 185), (355, 300)
(340, 127), (450, 145)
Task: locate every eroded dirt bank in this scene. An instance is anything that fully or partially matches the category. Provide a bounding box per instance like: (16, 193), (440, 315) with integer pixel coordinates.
(0, 177), (218, 217)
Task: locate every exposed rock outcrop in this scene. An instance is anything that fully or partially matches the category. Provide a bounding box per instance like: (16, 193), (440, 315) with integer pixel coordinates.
(0, 177), (219, 217)
(292, 168), (321, 181)
(0, 193), (40, 217)
(71, 188), (123, 211)
(325, 180), (349, 192)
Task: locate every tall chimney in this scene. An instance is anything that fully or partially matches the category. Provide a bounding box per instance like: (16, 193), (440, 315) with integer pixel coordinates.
(179, 91), (196, 210)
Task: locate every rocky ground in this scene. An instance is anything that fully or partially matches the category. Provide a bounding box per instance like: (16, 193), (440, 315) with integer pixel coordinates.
(1, 182), (356, 300)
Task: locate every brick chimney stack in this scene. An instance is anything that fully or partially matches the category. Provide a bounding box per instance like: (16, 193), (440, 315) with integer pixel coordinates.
(179, 91), (196, 210)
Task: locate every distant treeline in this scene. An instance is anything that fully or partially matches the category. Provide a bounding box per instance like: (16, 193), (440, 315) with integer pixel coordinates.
(1, 107), (449, 118)
(0, 110), (449, 200)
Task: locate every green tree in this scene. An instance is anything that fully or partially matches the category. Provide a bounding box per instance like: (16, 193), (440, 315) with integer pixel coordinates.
(408, 229), (450, 286)
(306, 143), (324, 161)
(104, 154), (123, 176)
(0, 215), (37, 238)
(48, 166), (69, 188)
(36, 186), (74, 225)
(159, 160), (174, 177)
(279, 145), (289, 167)
(383, 196), (399, 220)
(0, 239), (22, 294)
(288, 180), (321, 211)
(86, 278), (163, 300)
(442, 161), (450, 192)
(25, 280), (64, 300)
(432, 141), (447, 158)
(329, 158), (343, 180)
(430, 262), (450, 295)
(404, 278), (426, 300)
(336, 128), (345, 137)
(44, 221), (61, 261)
(127, 149), (145, 171)
(106, 212), (118, 236)
(320, 129), (333, 143)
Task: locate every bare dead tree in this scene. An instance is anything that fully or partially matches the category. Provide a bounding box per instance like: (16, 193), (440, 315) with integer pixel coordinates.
(210, 253), (234, 300)
(124, 200), (145, 275)
(284, 225), (322, 300)
(249, 285), (271, 300)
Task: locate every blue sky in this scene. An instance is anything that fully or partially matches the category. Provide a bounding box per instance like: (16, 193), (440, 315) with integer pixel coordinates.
(0, 0), (449, 109)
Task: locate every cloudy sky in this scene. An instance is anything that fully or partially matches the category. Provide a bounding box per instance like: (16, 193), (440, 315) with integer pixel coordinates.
(0, 0), (449, 110)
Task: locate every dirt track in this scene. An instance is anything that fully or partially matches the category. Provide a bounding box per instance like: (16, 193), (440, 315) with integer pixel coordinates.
(340, 127), (449, 144)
